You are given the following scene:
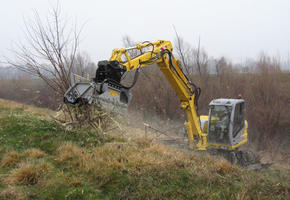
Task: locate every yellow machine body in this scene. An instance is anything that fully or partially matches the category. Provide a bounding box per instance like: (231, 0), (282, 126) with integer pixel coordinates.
(108, 40), (247, 151)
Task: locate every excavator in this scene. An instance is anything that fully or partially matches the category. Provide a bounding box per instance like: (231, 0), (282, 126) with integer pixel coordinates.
(64, 40), (266, 168)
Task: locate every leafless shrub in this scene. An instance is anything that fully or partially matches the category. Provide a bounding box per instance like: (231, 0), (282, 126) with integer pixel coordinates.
(71, 52), (97, 79)
(122, 35), (139, 57)
(194, 38), (209, 80)
(173, 29), (209, 81)
(7, 4), (80, 96)
(54, 104), (118, 133)
(245, 55), (289, 148)
(4, 4), (114, 131)
(173, 30), (195, 75)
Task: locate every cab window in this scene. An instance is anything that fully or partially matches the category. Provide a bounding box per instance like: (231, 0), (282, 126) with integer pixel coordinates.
(208, 105), (231, 144)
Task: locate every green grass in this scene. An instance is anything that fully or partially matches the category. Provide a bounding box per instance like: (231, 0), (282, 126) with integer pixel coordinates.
(0, 106), (115, 153)
(0, 105), (289, 200)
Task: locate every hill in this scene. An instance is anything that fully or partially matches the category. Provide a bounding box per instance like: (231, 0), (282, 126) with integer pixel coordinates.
(0, 100), (289, 200)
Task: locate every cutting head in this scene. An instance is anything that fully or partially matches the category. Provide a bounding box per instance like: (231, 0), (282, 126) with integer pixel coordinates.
(64, 60), (132, 113)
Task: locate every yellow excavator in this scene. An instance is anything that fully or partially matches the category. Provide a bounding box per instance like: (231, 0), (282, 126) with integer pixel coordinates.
(64, 40), (266, 167)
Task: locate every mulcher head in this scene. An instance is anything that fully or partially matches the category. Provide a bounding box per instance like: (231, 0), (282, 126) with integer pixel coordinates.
(64, 60), (132, 113)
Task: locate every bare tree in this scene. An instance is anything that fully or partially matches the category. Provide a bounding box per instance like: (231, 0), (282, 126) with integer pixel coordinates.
(194, 37), (209, 78)
(7, 4), (81, 97)
(173, 27), (209, 79)
(122, 35), (136, 48)
(5, 4), (114, 131)
(121, 35), (154, 81)
(173, 27), (195, 75)
(122, 35), (140, 58)
(72, 52), (97, 78)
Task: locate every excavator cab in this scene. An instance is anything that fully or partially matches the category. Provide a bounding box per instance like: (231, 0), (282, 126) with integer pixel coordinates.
(207, 99), (247, 147)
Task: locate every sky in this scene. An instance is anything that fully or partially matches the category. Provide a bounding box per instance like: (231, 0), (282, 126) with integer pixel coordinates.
(0, 0), (290, 64)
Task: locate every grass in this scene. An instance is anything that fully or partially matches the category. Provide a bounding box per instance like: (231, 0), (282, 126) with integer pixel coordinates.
(0, 106), (115, 153)
(0, 103), (289, 199)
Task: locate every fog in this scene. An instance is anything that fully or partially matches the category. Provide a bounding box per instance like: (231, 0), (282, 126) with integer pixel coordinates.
(1, 0), (290, 64)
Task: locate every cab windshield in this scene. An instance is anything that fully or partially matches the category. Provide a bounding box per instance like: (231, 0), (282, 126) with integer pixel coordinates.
(208, 105), (232, 144)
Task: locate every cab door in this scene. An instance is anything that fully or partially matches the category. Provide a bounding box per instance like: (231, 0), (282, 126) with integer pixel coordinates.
(230, 102), (246, 145)
(207, 105), (232, 145)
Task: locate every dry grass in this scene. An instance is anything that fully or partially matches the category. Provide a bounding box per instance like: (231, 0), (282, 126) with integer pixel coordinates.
(133, 137), (152, 148)
(69, 178), (83, 187)
(56, 142), (84, 162)
(4, 161), (50, 185)
(0, 186), (26, 200)
(4, 163), (40, 185)
(1, 149), (46, 168)
(236, 191), (248, 200)
(0, 98), (54, 119)
(21, 148), (46, 159)
(0, 101), (288, 199)
(55, 137), (239, 180)
(1, 151), (20, 168)
(0, 138), (288, 199)
(215, 160), (239, 175)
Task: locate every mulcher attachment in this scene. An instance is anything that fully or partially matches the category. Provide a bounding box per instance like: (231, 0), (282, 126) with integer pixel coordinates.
(64, 60), (131, 113)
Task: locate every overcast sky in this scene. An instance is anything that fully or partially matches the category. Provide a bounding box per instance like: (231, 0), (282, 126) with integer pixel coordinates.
(1, 0), (290, 64)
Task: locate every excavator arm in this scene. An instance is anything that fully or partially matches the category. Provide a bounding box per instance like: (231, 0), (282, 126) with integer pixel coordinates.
(64, 40), (206, 149)
(107, 40), (207, 149)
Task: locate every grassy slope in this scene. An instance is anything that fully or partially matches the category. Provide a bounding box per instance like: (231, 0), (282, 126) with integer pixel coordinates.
(0, 102), (289, 200)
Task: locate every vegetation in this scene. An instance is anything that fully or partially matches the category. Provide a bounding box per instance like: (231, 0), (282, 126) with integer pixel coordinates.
(0, 103), (289, 199)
